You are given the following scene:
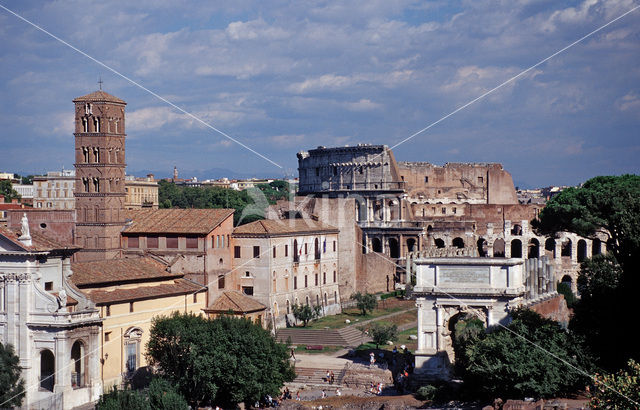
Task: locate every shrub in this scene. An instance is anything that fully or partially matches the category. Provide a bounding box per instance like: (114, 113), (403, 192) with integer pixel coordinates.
(415, 385), (437, 401)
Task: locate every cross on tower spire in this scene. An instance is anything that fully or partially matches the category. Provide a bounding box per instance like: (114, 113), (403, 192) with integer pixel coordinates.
(98, 76), (103, 90)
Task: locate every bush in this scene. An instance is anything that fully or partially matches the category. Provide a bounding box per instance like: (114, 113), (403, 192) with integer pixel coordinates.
(556, 281), (576, 308)
(589, 359), (640, 409)
(370, 322), (398, 349)
(415, 385), (437, 401)
(351, 292), (377, 315)
(148, 378), (189, 410)
(96, 387), (149, 410)
(0, 342), (25, 407)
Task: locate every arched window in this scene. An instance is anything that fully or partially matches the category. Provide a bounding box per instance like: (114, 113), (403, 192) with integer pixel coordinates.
(40, 349), (55, 392)
(407, 238), (416, 252)
(511, 224), (522, 236)
(388, 237), (400, 258)
(477, 238), (488, 257)
(577, 239), (587, 262)
(94, 117), (100, 133)
(592, 238), (601, 255)
(71, 340), (86, 388)
(124, 327), (143, 377)
(434, 238), (445, 249)
(372, 238), (382, 253)
(528, 238), (540, 258)
(545, 238), (556, 258)
(561, 239), (572, 257)
(314, 237), (321, 260)
(293, 239), (299, 263)
(452, 237), (464, 249)
(511, 239), (522, 258)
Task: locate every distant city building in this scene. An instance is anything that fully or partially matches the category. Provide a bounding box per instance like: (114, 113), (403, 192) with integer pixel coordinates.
(32, 170), (75, 210)
(0, 171), (15, 180)
(0, 194), (26, 223)
(11, 183), (34, 205)
(124, 174), (158, 209)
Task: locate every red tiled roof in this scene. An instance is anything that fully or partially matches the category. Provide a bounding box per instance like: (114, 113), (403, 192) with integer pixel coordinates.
(123, 208), (234, 235)
(70, 257), (180, 287)
(73, 90), (126, 104)
(86, 278), (205, 305)
(204, 291), (266, 314)
(233, 218), (338, 237)
(0, 226), (79, 253)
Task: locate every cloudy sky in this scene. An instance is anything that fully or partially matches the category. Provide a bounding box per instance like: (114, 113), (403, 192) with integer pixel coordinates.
(0, 0), (638, 187)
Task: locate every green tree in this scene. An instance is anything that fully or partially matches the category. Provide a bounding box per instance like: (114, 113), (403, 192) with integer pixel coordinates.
(464, 309), (591, 399)
(96, 386), (150, 410)
(351, 292), (377, 316)
(370, 322), (398, 349)
(451, 314), (485, 376)
(291, 303), (321, 327)
(0, 342), (25, 408)
(589, 359), (640, 409)
(146, 313), (294, 408)
(148, 378), (189, 410)
(533, 175), (640, 370)
(0, 180), (21, 202)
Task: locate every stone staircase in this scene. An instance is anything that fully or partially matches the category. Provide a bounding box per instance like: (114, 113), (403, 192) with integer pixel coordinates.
(276, 326), (371, 347)
(291, 364), (347, 386)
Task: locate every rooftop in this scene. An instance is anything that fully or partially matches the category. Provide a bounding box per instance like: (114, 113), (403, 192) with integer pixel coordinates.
(73, 90), (126, 104)
(0, 225), (79, 253)
(70, 257), (181, 287)
(233, 218), (338, 237)
(204, 291), (266, 314)
(123, 208), (234, 235)
(84, 278), (205, 305)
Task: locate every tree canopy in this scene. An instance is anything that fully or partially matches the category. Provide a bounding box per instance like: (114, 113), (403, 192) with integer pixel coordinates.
(0, 180), (21, 202)
(0, 342), (25, 408)
(146, 313), (295, 408)
(158, 180), (293, 225)
(463, 309), (591, 399)
(351, 292), (377, 316)
(533, 175), (640, 370)
(291, 303), (321, 327)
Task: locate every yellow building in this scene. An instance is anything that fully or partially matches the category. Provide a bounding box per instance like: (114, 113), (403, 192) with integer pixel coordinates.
(70, 257), (206, 387)
(124, 174), (159, 209)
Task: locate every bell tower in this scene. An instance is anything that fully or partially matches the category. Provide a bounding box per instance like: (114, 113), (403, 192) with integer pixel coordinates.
(73, 90), (127, 261)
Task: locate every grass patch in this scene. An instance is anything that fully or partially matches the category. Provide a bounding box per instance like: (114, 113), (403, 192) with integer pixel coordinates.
(293, 345), (344, 354)
(303, 299), (414, 330)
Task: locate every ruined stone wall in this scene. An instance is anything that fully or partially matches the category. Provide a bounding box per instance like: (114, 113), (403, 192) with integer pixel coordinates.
(527, 294), (571, 325)
(398, 162), (517, 205)
(360, 252), (396, 294)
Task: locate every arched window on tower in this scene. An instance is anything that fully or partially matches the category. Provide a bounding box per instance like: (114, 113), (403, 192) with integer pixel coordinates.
(82, 117), (88, 132)
(82, 147), (89, 163)
(82, 177), (89, 192)
(93, 147), (100, 163)
(85, 103), (92, 114)
(93, 177), (100, 193)
(94, 117), (100, 133)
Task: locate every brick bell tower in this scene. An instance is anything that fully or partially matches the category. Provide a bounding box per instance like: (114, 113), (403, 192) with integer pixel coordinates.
(73, 90), (127, 261)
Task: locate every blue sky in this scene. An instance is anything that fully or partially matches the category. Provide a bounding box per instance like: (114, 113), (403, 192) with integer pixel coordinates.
(0, 0), (638, 187)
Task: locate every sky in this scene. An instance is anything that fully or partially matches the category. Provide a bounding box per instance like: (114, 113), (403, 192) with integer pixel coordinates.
(0, 0), (638, 188)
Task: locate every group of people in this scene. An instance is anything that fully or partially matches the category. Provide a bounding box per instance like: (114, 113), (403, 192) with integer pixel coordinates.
(325, 370), (335, 384)
(368, 381), (384, 395)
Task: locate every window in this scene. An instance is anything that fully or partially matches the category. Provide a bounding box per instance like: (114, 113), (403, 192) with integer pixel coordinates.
(253, 246), (260, 258)
(425, 176), (429, 183)
(273, 246), (276, 258)
(242, 286), (254, 296)
(147, 236), (158, 248)
(105, 332), (111, 342)
(333, 270), (336, 282)
(315, 273), (318, 286)
(186, 236), (198, 249)
(221, 235), (225, 248)
(315, 167), (320, 176)
(285, 244), (288, 257)
(304, 243), (308, 254)
(106, 305), (111, 316)
(129, 302), (134, 313)
(333, 241), (336, 252)
(323, 272), (326, 284)
(40, 350), (55, 392)
(293, 276), (297, 289)
(193, 293), (198, 303)
(441, 207), (446, 214)
(305, 275), (308, 287)
(478, 176), (484, 184)
(45, 281), (53, 291)
(245, 271), (251, 277)
(218, 275), (225, 289)
(71, 341), (86, 388)
(127, 236), (139, 248)
(452, 207), (457, 214)
(166, 236), (178, 249)
(234, 246), (241, 258)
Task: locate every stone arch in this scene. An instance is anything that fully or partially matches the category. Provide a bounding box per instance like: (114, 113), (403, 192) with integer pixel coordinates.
(372, 237), (382, 253)
(592, 238), (601, 255)
(493, 239), (505, 257)
(388, 237), (400, 258)
(477, 238), (488, 257)
(40, 349), (55, 392)
(511, 239), (522, 258)
(561, 238), (572, 257)
(452, 237), (465, 249)
(545, 238), (556, 258)
(434, 238), (445, 249)
(561, 275), (572, 286)
(71, 339), (86, 388)
(511, 224), (522, 235)
(528, 238), (540, 258)
(407, 238), (417, 252)
(577, 239), (587, 262)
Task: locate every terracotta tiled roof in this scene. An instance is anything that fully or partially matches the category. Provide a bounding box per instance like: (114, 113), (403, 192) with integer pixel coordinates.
(233, 219), (338, 237)
(73, 90), (126, 104)
(85, 278), (205, 305)
(204, 291), (266, 314)
(123, 208), (234, 235)
(0, 226), (79, 253)
(71, 257), (180, 287)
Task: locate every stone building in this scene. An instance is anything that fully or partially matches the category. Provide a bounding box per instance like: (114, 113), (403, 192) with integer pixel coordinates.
(120, 208), (235, 306)
(32, 170), (76, 210)
(70, 257), (206, 388)
(232, 218), (341, 328)
(73, 90), (127, 262)
(11, 183), (34, 206)
(124, 174), (158, 209)
(0, 221), (102, 409)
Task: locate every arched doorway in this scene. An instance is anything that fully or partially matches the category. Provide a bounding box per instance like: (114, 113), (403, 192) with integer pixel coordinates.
(448, 312), (485, 376)
(389, 238), (400, 258)
(493, 239), (505, 257)
(577, 239), (587, 262)
(452, 237), (465, 249)
(528, 238), (540, 258)
(434, 238), (445, 249)
(545, 238), (556, 258)
(477, 238), (488, 257)
(71, 340), (86, 388)
(40, 349), (55, 392)
(511, 239), (522, 258)
(372, 238), (382, 253)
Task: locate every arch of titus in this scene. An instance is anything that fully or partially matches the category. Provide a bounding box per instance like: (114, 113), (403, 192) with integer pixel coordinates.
(408, 248), (556, 380)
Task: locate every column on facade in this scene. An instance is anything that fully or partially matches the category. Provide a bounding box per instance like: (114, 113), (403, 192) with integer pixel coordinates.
(435, 303), (443, 351)
(54, 334), (70, 393)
